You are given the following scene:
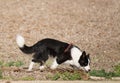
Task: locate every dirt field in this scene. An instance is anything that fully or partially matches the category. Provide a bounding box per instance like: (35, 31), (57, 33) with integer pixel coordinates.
(0, 0), (120, 80)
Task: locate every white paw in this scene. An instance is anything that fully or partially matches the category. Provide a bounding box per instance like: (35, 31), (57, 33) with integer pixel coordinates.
(50, 59), (58, 70)
(27, 69), (32, 72)
(50, 65), (57, 70)
(39, 66), (45, 70)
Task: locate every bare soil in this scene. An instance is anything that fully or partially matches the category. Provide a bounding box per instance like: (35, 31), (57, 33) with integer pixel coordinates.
(0, 0), (120, 80)
(1, 66), (88, 80)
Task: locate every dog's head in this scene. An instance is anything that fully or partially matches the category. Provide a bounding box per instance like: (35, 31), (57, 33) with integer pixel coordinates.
(78, 51), (90, 72)
(71, 47), (90, 72)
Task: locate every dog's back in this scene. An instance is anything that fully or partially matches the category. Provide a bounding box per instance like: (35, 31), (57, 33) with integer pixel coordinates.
(16, 35), (69, 55)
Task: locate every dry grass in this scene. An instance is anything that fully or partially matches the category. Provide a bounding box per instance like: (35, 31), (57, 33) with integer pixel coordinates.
(0, 0), (120, 80)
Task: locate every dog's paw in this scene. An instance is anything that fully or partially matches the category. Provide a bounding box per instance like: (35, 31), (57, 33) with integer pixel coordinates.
(50, 60), (58, 70)
(26, 69), (33, 72)
(39, 66), (45, 70)
(50, 66), (57, 70)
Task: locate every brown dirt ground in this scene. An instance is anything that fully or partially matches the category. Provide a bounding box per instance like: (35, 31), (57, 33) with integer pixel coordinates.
(0, 0), (120, 80)
(1, 66), (88, 80)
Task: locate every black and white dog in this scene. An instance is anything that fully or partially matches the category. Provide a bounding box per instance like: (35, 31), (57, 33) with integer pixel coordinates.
(16, 35), (90, 72)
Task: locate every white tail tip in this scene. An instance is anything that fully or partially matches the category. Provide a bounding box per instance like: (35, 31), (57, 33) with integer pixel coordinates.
(16, 34), (25, 48)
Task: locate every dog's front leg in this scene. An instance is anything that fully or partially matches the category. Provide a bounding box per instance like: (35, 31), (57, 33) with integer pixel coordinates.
(28, 61), (35, 71)
(50, 58), (59, 70)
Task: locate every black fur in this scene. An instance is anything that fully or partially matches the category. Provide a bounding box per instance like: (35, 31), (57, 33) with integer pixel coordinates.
(19, 38), (72, 65)
(79, 51), (90, 66)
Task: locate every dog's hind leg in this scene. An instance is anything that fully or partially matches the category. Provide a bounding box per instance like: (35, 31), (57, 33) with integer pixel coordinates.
(39, 61), (46, 70)
(28, 61), (35, 71)
(39, 49), (49, 70)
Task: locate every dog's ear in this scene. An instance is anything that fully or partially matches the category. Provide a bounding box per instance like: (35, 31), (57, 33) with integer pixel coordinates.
(82, 51), (86, 55)
(81, 51), (86, 58)
(87, 54), (90, 58)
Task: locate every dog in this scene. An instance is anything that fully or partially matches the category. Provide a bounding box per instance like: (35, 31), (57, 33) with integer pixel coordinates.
(16, 35), (90, 72)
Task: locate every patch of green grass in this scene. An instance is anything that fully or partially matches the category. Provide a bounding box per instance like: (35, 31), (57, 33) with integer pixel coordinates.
(89, 69), (106, 77)
(0, 69), (3, 79)
(21, 76), (35, 81)
(3, 76), (12, 80)
(89, 69), (112, 79)
(49, 71), (81, 80)
(5, 61), (15, 67)
(0, 61), (24, 80)
(13, 61), (24, 67)
(3, 61), (24, 67)
(0, 61), (4, 67)
(90, 64), (120, 79)
(114, 64), (120, 76)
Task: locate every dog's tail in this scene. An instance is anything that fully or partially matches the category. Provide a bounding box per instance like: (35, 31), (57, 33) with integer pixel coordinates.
(16, 34), (35, 54)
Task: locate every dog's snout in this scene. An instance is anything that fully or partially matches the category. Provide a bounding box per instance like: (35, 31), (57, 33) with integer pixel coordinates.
(88, 69), (91, 72)
(86, 69), (91, 73)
